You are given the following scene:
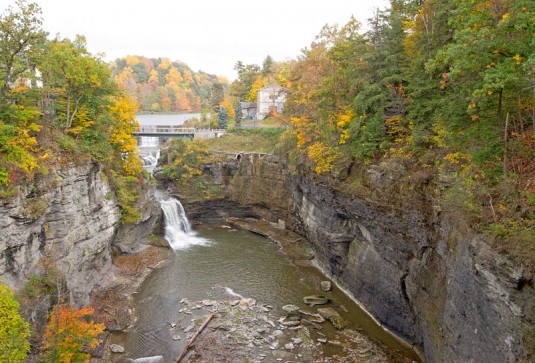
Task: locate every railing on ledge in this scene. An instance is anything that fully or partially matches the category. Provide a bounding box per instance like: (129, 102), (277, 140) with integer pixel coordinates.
(134, 126), (226, 139)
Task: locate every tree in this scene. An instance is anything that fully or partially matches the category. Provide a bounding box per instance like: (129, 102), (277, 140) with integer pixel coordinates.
(0, 0), (46, 106)
(39, 35), (115, 132)
(209, 83), (224, 113)
(0, 279), (30, 362)
(217, 105), (229, 129)
(249, 76), (265, 102)
(43, 305), (105, 363)
(262, 55), (274, 76)
(109, 94), (142, 176)
(230, 62), (261, 101)
(234, 99), (243, 127)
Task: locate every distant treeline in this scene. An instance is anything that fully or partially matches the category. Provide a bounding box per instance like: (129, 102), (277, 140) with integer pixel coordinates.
(111, 56), (228, 113)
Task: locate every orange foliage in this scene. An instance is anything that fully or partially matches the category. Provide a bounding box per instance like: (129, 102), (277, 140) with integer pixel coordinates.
(43, 306), (105, 363)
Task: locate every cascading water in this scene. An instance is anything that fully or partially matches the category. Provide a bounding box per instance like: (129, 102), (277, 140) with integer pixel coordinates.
(159, 198), (209, 250)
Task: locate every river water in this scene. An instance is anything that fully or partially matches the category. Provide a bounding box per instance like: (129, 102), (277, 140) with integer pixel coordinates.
(114, 228), (419, 362)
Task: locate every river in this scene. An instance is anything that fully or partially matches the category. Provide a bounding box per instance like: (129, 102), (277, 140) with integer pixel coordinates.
(111, 227), (419, 362)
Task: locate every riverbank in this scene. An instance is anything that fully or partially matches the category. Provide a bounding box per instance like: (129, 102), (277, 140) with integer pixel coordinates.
(90, 245), (175, 362)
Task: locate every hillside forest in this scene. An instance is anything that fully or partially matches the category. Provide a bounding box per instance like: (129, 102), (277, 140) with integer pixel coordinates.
(111, 56), (227, 113)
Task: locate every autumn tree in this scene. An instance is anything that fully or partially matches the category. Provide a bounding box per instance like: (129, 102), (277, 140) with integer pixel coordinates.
(39, 35), (115, 132)
(0, 0), (45, 106)
(108, 94), (142, 176)
(43, 305), (105, 363)
(0, 279), (30, 362)
(209, 83), (224, 113)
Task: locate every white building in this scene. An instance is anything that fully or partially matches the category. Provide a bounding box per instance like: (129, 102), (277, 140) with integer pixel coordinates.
(256, 84), (287, 120)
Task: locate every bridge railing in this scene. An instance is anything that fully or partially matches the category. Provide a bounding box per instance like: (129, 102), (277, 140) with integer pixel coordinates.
(135, 126), (196, 134)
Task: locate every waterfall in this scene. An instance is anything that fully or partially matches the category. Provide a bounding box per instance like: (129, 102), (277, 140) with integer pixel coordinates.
(159, 198), (208, 250)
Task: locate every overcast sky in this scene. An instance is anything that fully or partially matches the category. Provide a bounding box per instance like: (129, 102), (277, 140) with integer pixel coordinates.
(1, 0), (389, 79)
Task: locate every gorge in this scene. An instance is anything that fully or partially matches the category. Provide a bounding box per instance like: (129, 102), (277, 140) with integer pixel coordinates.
(0, 150), (533, 362)
(157, 151), (534, 362)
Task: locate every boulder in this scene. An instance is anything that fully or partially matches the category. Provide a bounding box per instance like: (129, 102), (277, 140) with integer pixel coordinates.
(109, 344), (125, 353)
(317, 308), (348, 330)
(303, 295), (329, 306)
(320, 281), (332, 292)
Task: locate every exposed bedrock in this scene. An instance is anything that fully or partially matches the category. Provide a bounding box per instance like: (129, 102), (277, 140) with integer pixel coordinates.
(0, 162), (159, 305)
(177, 152), (534, 363)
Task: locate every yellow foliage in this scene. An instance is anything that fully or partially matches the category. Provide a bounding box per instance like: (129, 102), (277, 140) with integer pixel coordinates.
(109, 95), (142, 175)
(166, 67), (183, 89)
(385, 116), (408, 141)
(386, 146), (414, 159)
(158, 58), (172, 70)
(43, 306), (105, 363)
(148, 69), (159, 84)
(68, 106), (93, 136)
(290, 117), (314, 149)
(249, 76), (265, 102)
(220, 100), (235, 118)
(125, 55), (140, 66)
(306, 141), (341, 174)
(336, 109), (355, 144)
(444, 152), (472, 165)
(431, 123), (450, 148)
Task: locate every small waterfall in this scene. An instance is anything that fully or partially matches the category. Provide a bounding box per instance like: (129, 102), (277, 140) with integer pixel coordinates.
(160, 198), (209, 250)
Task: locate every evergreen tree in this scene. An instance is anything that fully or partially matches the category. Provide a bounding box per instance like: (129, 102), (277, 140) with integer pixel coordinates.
(262, 55), (274, 76)
(230, 63), (261, 101)
(217, 105), (229, 129)
(234, 100), (243, 127)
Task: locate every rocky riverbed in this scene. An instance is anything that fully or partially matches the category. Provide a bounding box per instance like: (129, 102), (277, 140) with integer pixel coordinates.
(94, 219), (418, 363)
(104, 294), (401, 363)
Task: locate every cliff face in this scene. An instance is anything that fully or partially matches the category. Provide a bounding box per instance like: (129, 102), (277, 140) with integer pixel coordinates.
(185, 153), (534, 363)
(175, 153), (290, 225)
(0, 163), (158, 305)
(288, 164), (533, 362)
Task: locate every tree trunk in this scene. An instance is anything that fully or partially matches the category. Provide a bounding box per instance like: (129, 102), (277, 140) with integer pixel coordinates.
(497, 88), (503, 125)
(503, 112), (509, 176)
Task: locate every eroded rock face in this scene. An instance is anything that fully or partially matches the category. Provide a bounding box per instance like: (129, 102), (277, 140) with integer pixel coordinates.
(183, 153), (534, 363)
(1, 163), (120, 305)
(180, 152), (290, 225)
(287, 164), (533, 363)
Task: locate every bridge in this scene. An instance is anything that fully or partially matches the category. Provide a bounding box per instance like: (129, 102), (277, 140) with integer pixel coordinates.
(134, 126), (226, 139)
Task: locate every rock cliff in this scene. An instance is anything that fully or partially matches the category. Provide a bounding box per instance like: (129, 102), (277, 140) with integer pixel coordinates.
(178, 153), (534, 363)
(0, 162), (158, 305)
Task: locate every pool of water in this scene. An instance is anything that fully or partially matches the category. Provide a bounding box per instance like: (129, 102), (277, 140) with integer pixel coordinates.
(115, 228), (420, 362)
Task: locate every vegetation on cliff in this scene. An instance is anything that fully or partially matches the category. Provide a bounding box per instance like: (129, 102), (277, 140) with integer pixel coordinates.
(0, 0), (144, 222)
(269, 0), (534, 271)
(0, 279), (30, 362)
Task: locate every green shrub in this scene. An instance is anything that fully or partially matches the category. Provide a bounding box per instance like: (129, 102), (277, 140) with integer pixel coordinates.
(0, 279), (31, 362)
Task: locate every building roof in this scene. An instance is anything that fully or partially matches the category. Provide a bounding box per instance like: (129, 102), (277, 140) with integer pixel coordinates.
(240, 102), (256, 108)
